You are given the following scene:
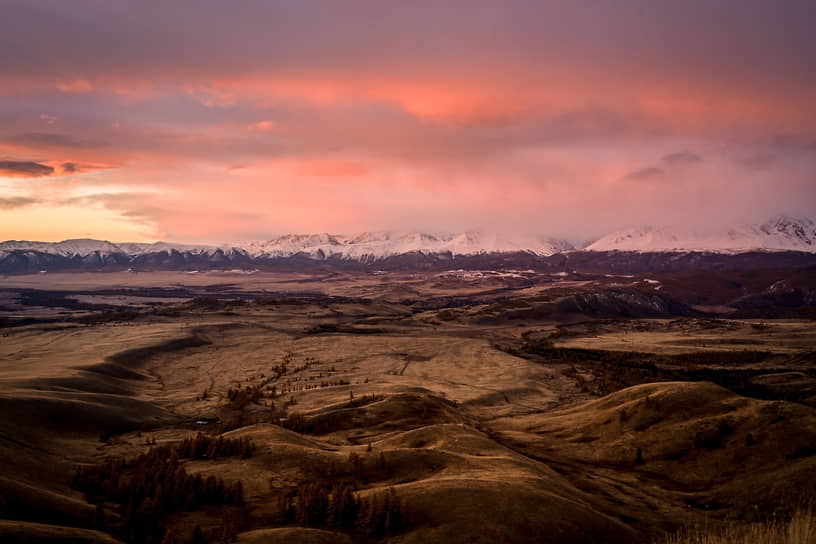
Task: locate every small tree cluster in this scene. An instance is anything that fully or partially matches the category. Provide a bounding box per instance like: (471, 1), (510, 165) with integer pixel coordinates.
(281, 483), (408, 537)
(357, 487), (409, 538)
(72, 448), (244, 544)
(282, 411), (310, 434)
(227, 385), (263, 409)
(177, 433), (255, 459)
(319, 379), (351, 388)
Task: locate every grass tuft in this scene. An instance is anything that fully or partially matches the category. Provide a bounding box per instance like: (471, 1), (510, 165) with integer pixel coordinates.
(662, 508), (816, 544)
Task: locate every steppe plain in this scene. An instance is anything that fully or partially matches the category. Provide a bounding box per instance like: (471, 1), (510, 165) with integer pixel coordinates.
(1, 268), (815, 543)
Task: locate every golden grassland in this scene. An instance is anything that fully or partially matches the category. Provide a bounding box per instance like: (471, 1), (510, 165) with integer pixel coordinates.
(1, 271), (814, 543)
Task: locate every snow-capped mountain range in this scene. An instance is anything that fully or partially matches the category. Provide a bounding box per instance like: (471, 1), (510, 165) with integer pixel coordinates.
(0, 231), (574, 260)
(0, 217), (814, 273)
(243, 232), (574, 259)
(586, 216), (816, 253)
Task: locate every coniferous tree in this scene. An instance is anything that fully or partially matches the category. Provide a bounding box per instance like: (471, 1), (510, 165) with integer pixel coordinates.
(191, 525), (206, 544)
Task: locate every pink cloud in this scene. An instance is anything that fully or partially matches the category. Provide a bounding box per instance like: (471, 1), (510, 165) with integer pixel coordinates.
(56, 79), (93, 93)
(0, 2), (813, 243)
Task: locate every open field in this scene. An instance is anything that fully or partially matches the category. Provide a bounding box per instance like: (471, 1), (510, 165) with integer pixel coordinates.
(1, 268), (815, 543)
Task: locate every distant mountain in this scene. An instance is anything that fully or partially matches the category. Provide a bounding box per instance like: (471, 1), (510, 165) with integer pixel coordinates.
(0, 238), (123, 257)
(0, 231), (574, 274)
(0, 231), (572, 260)
(2, 220), (816, 275)
(586, 216), (816, 254)
(243, 231), (574, 260)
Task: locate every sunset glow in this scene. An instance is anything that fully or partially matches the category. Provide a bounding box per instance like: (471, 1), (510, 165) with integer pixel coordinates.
(1, 1), (814, 243)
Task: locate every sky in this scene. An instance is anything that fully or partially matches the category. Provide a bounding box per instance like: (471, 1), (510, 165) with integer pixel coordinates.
(0, 0), (814, 244)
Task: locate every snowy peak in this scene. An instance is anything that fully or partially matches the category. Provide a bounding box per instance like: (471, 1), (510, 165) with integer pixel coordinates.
(0, 238), (121, 257)
(243, 233), (343, 258)
(758, 215), (815, 247)
(586, 216), (816, 253)
(4, 216), (814, 265)
(0, 232), (576, 261)
(0, 239), (236, 258)
(116, 241), (216, 255)
(243, 231), (574, 259)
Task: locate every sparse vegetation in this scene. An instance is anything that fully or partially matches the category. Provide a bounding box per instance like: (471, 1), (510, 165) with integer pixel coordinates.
(510, 342), (800, 400)
(5, 269), (816, 544)
(272, 451), (409, 538)
(72, 440), (246, 544)
(661, 508), (815, 544)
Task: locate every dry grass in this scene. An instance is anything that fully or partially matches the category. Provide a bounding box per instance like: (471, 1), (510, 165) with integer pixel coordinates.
(3, 270), (816, 543)
(663, 508), (816, 544)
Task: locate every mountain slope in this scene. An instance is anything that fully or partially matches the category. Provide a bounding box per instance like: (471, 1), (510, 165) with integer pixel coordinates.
(586, 216), (816, 253)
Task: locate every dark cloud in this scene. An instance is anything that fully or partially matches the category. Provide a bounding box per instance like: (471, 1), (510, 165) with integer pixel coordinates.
(0, 196), (39, 209)
(770, 134), (816, 151)
(61, 161), (77, 173)
(622, 167), (665, 182)
(663, 151), (702, 166)
(0, 160), (54, 177)
(0, 1), (813, 93)
(734, 152), (776, 171)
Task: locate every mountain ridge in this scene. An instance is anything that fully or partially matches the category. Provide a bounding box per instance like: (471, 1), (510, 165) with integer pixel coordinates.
(4, 216), (815, 259)
(0, 231), (576, 260)
(2, 217), (815, 274)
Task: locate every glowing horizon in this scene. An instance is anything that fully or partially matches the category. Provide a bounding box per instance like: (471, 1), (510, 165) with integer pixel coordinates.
(1, 1), (814, 244)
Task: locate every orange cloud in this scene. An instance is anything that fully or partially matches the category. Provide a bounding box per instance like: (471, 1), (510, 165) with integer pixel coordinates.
(247, 120), (277, 132)
(56, 79), (93, 93)
(295, 159), (370, 178)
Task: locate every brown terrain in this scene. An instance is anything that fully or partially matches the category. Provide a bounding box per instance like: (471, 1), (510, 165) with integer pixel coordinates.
(0, 267), (814, 543)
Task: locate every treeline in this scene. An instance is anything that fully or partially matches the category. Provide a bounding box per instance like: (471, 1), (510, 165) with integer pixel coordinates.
(268, 449), (406, 536)
(280, 483), (409, 538)
(73, 446), (244, 544)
